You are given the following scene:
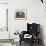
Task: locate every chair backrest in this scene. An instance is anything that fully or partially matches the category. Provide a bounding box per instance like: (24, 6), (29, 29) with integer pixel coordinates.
(27, 23), (40, 35)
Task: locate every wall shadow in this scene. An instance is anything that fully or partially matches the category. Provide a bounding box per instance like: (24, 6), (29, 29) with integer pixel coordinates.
(40, 25), (45, 46)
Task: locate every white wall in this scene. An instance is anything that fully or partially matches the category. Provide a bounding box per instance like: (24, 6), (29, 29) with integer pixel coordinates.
(0, 0), (8, 3)
(0, 4), (9, 39)
(9, 0), (46, 45)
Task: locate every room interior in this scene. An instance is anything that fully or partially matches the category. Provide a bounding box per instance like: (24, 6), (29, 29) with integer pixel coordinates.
(0, 0), (46, 46)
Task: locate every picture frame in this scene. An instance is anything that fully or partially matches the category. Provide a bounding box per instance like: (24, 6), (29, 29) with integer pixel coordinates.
(15, 9), (27, 20)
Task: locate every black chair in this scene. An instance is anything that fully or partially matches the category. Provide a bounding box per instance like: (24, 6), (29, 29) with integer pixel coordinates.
(19, 23), (40, 46)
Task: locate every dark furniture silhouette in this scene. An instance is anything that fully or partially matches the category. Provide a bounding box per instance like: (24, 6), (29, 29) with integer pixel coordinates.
(19, 23), (40, 46)
(41, 0), (43, 3)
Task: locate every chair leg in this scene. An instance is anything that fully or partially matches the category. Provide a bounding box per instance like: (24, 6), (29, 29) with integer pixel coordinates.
(30, 39), (34, 46)
(30, 42), (34, 46)
(20, 41), (21, 45)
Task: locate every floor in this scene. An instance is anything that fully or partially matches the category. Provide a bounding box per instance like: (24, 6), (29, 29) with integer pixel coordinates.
(19, 41), (43, 46)
(0, 43), (12, 46)
(0, 41), (43, 46)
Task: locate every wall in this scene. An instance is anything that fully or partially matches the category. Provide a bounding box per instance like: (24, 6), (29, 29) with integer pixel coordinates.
(43, 0), (46, 45)
(0, 4), (9, 39)
(0, 0), (8, 3)
(9, 0), (46, 45)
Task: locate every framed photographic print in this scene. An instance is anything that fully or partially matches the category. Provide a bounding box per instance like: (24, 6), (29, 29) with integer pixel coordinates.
(15, 9), (27, 20)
